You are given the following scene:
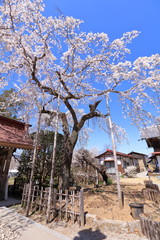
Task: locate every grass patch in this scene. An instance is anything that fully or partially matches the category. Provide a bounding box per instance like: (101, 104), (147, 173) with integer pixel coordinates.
(120, 174), (125, 178)
(8, 177), (15, 185)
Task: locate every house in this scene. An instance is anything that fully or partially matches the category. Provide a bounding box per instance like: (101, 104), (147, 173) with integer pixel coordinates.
(128, 151), (148, 172)
(0, 116), (33, 200)
(95, 149), (147, 175)
(141, 125), (160, 172)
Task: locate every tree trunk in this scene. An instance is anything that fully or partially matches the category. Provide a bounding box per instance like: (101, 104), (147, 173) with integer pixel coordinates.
(58, 146), (73, 189)
(42, 99), (104, 190)
(99, 166), (108, 184)
(59, 161), (71, 189)
(82, 156), (109, 185)
(58, 128), (79, 189)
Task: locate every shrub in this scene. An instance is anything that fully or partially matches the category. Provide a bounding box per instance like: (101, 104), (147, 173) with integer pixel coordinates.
(120, 174), (125, 178)
(124, 166), (137, 178)
(107, 178), (113, 185)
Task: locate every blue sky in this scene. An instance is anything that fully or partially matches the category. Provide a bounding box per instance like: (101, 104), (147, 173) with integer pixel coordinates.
(44, 0), (160, 58)
(42, 0), (160, 155)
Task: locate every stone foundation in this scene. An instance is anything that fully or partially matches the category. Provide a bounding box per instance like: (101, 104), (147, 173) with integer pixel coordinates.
(86, 213), (142, 235)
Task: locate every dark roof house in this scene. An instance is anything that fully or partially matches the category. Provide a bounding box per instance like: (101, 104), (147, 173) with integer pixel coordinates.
(141, 125), (160, 151)
(141, 125), (160, 172)
(95, 149), (145, 174)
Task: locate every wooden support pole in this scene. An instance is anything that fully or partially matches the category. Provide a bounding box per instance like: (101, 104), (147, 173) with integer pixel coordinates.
(71, 190), (75, 224)
(21, 183), (26, 208)
(65, 189), (68, 222)
(25, 112), (42, 217)
(46, 93), (60, 224)
(79, 189), (84, 227)
(59, 189), (62, 220)
(106, 96), (123, 209)
(31, 185), (36, 211)
(39, 186), (43, 213)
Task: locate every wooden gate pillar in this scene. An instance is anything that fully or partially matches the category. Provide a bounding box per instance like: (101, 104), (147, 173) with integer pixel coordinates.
(0, 148), (14, 200)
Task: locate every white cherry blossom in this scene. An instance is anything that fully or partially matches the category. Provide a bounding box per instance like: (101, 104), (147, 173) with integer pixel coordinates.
(1, 0), (160, 188)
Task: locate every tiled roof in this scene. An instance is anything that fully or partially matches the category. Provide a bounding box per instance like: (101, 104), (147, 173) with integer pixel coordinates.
(151, 152), (160, 156)
(95, 149), (133, 158)
(128, 151), (147, 156)
(0, 116), (33, 149)
(140, 125), (160, 139)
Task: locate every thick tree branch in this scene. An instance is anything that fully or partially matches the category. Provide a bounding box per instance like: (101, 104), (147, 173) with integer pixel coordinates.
(56, 71), (75, 99)
(63, 99), (78, 127)
(89, 100), (102, 113)
(78, 100), (108, 130)
(41, 108), (70, 137)
(81, 155), (109, 185)
(30, 58), (58, 97)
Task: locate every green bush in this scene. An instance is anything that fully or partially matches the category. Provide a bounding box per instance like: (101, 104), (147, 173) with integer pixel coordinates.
(98, 181), (104, 185)
(107, 178), (113, 185)
(120, 174), (125, 178)
(98, 178), (113, 185)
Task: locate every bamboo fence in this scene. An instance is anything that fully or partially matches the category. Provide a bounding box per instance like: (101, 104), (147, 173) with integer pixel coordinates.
(140, 181), (160, 239)
(140, 214), (160, 240)
(142, 188), (160, 204)
(21, 184), (84, 226)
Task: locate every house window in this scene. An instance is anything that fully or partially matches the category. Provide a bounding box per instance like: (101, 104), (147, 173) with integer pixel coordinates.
(133, 159), (138, 166)
(108, 162), (114, 168)
(124, 161), (129, 168)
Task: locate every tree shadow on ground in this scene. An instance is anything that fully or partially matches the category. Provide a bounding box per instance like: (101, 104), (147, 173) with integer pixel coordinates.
(124, 190), (144, 202)
(73, 228), (107, 240)
(0, 207), (33, 233)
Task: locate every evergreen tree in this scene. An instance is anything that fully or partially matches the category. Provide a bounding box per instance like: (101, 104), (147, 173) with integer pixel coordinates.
(0, 88), (23, 119)
(17, 130), (64, 188)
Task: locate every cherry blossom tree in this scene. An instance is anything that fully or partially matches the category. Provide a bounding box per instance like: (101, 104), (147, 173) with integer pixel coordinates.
(73, 148), (108, 185)
(1, 0), (160, 188)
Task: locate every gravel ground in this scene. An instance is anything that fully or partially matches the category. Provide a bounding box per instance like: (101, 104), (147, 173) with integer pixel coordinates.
(0, 207), (32, 240)
(50, 221), (148, 240)
(0, 225), (148, 240)
(0, 207), (148, 240)
(0, 198), (21, 239)
(105, 233), (147, 240)
(0, 222), (20, 240)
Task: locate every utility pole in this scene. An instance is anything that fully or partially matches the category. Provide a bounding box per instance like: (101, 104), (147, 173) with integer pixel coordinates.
(106, 95), (123, 209)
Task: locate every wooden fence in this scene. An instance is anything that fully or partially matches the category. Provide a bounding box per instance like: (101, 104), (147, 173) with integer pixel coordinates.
(142, 188), (160, 204)
(21, 184), (84, 226)
(140, 214), (160, 240)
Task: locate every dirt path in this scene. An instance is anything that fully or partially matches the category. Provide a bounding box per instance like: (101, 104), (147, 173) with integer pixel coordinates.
(120, 175), (160, 186)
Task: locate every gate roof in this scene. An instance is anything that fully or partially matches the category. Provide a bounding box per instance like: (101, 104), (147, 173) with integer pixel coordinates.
(0, 116), (33, 149)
